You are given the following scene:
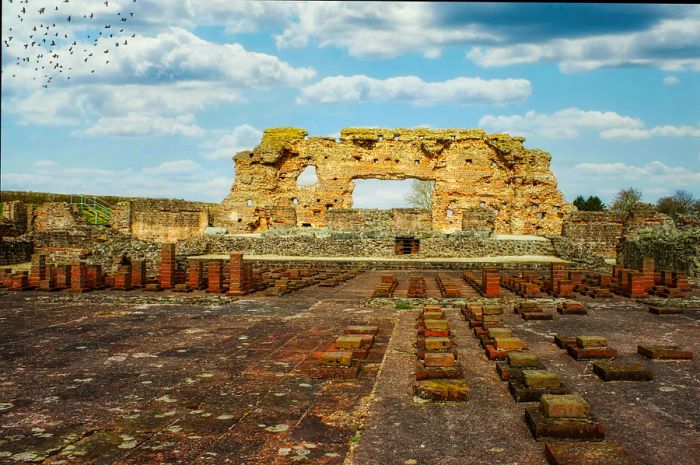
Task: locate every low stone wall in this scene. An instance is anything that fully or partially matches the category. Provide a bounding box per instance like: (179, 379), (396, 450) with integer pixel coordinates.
(617, 228), (700, 276)
(0, 237), (34, 265)
(111, 199), (214, 242)
(177, 231), (555, 259)
(325, 208), (432, 233)
(549, 236), (609, 272)
(247, 258), (557, 272)
(562, 211), (624, 258)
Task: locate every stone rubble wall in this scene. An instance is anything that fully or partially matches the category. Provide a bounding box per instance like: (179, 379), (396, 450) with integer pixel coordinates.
(617, 228), (700, 276)
(0, 237), (34, 265)
(220, 127), (575, 235)
(324, 208), (432, 233)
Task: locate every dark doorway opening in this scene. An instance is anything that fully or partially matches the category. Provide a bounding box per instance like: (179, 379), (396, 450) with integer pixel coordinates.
(395, 237), (420, 255)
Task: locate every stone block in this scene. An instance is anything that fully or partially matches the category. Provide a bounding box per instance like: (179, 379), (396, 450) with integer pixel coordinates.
(540, 394), (589, 419)
(424, 328), (450, 338)
(344, 325), (379, 335)
(648, 306), (684, 315)
(509, 378), (569, 402)
(637, 344), (693, 360)
(413, 379), (469, 401)
(321, 351), (352, 367)
(544, 442), (640, 465)
(525, 408), (605, 441)
(425, 337), (451, 350)
(483, 314), (504, 322)
(523, 370), (561, 389)
(576, 336), (607, 349)
(484, 344), (507, 361)
(508, 352), (541, 368)
(424, 352), (456, 367)
(424, 319), (449, 330)
(495, 337), (525, 351)
(523, 311), (554, 321)
(554, 335), (577, 349)
(483, 305), (504, 315)
(592, 362), (653, 381)
(335, 335), (363, 349)
(567, 345), (618, 361)
(487, 327), (512, 339)
(415, 364), (463, 381)
(423, 311), (445, 320)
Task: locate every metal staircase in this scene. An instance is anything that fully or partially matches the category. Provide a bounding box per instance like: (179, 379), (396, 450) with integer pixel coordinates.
(71, 195), (112, 226)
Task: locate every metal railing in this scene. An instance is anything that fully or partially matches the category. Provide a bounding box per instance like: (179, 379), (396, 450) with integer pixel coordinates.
(70, 194), (112, 225)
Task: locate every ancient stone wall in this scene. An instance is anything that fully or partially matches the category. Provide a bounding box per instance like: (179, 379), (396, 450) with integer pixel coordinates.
(461, 207), (496, 235)
(617, 228), (700, 276)
(324, 208), (431, 233)
(1, 201), (28, 236)
(561, 211), (625, 258)
(220, 128), (574, 235)
(111, 199), (214, 242)
(0, 237), (33, 265)
(31, 202), (83, 231)
(623, 204), (675, 236)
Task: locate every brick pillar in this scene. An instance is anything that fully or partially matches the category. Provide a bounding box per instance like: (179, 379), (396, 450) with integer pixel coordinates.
(188, 260), (205, 290)
(114, 265), (133, 290)
(55, 265), (71, 289)
(207, 261), (224, 293)
(29, 253), (47, 288)
(86, 265), (104, 289)
(131, 261), (146, 288)
(482, 267), (500, 298)
(160, 243), (176, 289)
(70, 261), (89, 292)
(627, 271), (648, 297)
(227, 253), (246, 296)
(550, 263), (566, 292)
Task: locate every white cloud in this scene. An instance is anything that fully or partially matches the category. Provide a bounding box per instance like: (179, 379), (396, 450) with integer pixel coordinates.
(479, 108), (643, 138)
(297, 75), (531, 105)
(663, 76), (679, 86)
(34, 160), (58, 168)
(73, 113), (205, 138)
(574, 161), (700, 186)
(201, 124), (263, 160)
(275, 3), (497, 59)
(467, 17), (700, 72)
(1, 159), (232, 202)
(600, 124), (700, 139)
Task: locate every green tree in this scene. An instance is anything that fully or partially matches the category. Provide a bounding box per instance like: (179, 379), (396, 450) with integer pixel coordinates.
(405, 180), (434, 210)
(573, 195), (606, 211)
(610, 187), (642, 215)
(584, 196), (606, 211)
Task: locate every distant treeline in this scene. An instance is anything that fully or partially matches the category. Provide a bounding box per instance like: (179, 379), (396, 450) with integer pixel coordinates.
(0, 191), (207, 206)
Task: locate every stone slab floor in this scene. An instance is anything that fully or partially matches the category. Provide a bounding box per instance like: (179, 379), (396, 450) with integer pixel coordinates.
(0, 271), (698, 465)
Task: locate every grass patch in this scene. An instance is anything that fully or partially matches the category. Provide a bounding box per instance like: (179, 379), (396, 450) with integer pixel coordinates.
(349, 432), (361, 445)
(394, 301), (412, 310)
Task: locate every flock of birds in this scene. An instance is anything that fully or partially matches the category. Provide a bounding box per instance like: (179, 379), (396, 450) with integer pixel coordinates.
(3, 0), (140, 88)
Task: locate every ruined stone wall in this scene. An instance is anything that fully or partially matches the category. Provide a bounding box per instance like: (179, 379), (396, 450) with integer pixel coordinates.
(562, 211), (625, 258)
(324, 208), (431, 233)
(220, 128), (574, 235)
(623, 204), (675, 236)
(461, 207), (496, 235)
(617, 228), (700, 276)
(31, 202), (83, 231)
(1, 201), (28, 236)
(111, 199), (214, 242)
(0, 237), (33, 265)
(177, 232), (555, 259)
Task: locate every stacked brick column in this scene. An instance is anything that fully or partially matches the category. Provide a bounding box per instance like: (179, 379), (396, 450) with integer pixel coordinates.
(549, 264), (566, 293)
(70, 261), (89, 292)
(188, 259), (206, 290)
(207, 261), (224, 293)
(54, 265), (71, 289)
(114, 265), (133, 290)
(641, 257), (655, 294)
(29, 253), (47, 288)
(482, 267), (500, 297)
(87, 265), (104, 290)
(160, 243), (176, 289)
(131, 261), (146, 288)
(227, 253), (251, 297)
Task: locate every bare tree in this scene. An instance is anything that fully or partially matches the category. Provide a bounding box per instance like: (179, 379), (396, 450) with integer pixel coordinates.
(405, 180), (434, 210)
(657, 190), (696, 221)
(610, 187), (642, 215)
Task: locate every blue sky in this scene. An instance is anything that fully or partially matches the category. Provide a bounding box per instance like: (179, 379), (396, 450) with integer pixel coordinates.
(2, 2), (699, 208)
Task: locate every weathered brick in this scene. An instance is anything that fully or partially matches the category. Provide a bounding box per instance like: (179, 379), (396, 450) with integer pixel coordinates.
(576, 336), (607, 349)
(425, 337), (451, 350)
(540, 394), (589, 419)
(424, 352), (456, 367)
(523, 370), (561, 389)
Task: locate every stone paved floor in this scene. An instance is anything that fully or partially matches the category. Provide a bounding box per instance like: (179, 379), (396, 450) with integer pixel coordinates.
(1, 271), (699, 465)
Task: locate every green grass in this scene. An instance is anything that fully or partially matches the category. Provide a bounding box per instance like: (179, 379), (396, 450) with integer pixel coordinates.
(394, 301), (412, 310)
(349, 432), (361, 445)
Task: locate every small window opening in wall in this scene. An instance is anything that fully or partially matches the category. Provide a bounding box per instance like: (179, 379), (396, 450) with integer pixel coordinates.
(419, 136), (424, 140)
(536, 212), (545, 219)
(466, 159), (473, 165)
(450, 135), (456, 140)
(553, 205), (560, 212)
(378, 135), (384, 141)
(246, 199), (253, 207)
(292, 198), (299, 205)
(297, 165), (319, 185)
(303, 135), (309, 140)
(302, 223), (311, 227)
(493, 209), (500, 215)
(414, 159), (420, 165)
(449, 200), (456, 209)
(491, 161), (497, 168)
(446, 209), (454, 217)
(395, 159), (400, 164)
(373, 158), (379, 163)
(249, 153), (254, 158)
(316, 198), (320, 202)
(395, 237), (420, 255)
(531, 203), (538, 211)
(237, 218), (242, 223)
(393, 135), (399, 141)
(326, 205), (334, 211)
(313, 209), (321, 215)
(479, 201), (486, 208)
